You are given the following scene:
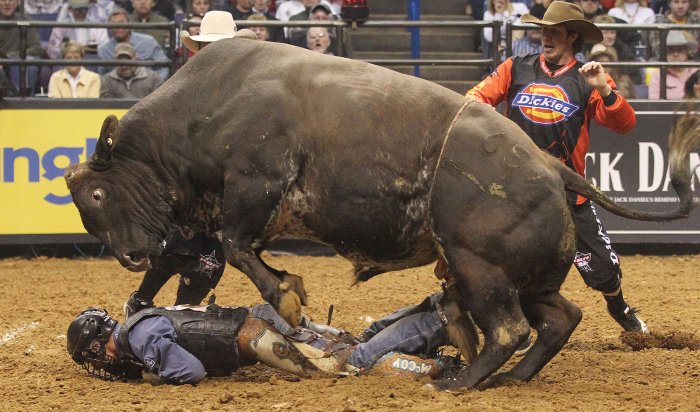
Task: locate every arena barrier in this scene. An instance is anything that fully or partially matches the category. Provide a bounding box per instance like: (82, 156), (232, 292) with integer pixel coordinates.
(0, 99), (698, 245)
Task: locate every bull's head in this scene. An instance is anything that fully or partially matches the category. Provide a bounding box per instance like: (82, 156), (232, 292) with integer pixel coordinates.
(65, 115), (173, 272)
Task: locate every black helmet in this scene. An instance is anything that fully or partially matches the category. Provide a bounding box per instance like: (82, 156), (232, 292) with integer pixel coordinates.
(67, 307), (117, 364)
(67, 308), (137, 381)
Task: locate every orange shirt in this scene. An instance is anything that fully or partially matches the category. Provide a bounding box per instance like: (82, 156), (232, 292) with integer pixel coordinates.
(467, 54), (636, 204)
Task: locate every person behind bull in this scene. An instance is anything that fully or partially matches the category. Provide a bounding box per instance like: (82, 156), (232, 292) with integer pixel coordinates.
(99, 42), (164, 98)
(67, 298), (463, 384)
(179, 10), (256, 55)
(466, 1), (648, 334)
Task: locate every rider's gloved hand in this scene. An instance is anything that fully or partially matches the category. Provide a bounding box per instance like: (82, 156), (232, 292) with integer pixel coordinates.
(123, 291), (155, 320)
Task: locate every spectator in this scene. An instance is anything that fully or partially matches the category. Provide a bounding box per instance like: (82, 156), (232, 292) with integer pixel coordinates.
(290, 2), (333, 47)
(250, 0), (287, 42)
(189, 0), (211, 14)
(100, 42), (163, 98)
(0, 0), (42, 94)
(48, 0), (109, 59)
(650, 0), (700, 59)
(607, 0), (655, 24)
(683, 70), (700, 98)
(129, 0), (170, 48)
(57, 0), (116, 23)
(0, 67), (18, 97)
(592, 14), (640, 83)
(275, 0), (304, 20)
(469, 0), (486, 21)
(179, 10), (256, 53)
(176, 12), (203, 64)
(97, 9), (169, 79)
(25, 0), (64, 15)
(0, 0), (42, 58)
(577, 0), (641, 45)
(649, 30), (698, 99)
(306, 26), (331, 54)
(483, 0), (530, 60)
(47, 41), (101, 98)
(588, 42), (636, 98)
(651, 0), (670, 15)
(120, 0), (176, 20)
(512, 3), (545, 56)
(247, 13), (271, 41)
(225, 0), (255, 19)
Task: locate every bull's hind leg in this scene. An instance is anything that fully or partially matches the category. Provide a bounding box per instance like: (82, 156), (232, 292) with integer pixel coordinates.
(479, 292), (582, 388)
(433, 249), (531, 390)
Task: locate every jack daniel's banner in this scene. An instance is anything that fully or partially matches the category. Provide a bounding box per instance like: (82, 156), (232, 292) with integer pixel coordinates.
(587, 109), (700, 244)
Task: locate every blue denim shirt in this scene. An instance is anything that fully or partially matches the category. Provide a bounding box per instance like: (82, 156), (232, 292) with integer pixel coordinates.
(115, 318), (206, 384)
(97, 32), (169, 79)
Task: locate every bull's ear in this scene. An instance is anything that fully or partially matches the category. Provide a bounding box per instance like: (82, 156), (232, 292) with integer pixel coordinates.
(89, 115), (119, 171)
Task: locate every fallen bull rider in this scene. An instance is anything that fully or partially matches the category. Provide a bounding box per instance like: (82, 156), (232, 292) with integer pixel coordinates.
(66, 295), (464, 384)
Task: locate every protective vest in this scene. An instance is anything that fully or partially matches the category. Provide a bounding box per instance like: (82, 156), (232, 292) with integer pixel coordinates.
(117, 305), (249, 377)
(506, 53), (592, 174)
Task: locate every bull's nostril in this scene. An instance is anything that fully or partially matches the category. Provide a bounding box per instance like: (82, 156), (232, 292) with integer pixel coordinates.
(124, 252), (145, 265)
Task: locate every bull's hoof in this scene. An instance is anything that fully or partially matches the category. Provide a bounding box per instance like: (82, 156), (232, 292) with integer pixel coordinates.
(281, 273), (308, 306)
(277, 284), (302, 327)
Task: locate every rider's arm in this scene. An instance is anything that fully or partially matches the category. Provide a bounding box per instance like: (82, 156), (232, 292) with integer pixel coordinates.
(466, 58), (514, 107)
(128, 317), (207, 385)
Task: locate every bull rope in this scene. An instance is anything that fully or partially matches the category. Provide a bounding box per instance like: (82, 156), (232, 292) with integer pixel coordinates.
(426, 97), (476, 205)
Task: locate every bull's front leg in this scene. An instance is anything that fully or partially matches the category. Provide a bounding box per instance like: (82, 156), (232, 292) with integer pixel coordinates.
(223, 243), (302, 326)
(221, 171), (302, 326)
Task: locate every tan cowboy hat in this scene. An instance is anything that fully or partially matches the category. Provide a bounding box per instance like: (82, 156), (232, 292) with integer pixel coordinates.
(520, 1), (603, 44)
(180, 11), (257, 53)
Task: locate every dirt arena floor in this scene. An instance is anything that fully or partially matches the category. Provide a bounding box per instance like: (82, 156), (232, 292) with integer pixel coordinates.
(1, 253), (699, 411)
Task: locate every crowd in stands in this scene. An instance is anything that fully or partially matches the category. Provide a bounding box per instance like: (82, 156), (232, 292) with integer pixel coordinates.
(0, 0), (341, 97)
(1, 0), (699, 99)
(480, 0), (700, 98)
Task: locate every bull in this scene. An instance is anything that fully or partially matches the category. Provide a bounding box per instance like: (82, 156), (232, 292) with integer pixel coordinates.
(64, 38), (700, 390)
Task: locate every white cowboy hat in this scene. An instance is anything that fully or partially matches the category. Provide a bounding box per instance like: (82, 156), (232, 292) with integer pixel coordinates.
(180, 11), (257, 53)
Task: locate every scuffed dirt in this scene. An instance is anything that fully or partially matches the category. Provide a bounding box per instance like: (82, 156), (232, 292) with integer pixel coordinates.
(621, 331), (700, 351)
(1, 254), (700, 411)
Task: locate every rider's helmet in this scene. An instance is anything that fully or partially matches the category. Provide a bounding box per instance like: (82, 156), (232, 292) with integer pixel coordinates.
(66, 308), (138, 381)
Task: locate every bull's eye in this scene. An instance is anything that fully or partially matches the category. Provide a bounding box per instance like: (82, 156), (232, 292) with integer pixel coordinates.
(92, 189), (104, 202)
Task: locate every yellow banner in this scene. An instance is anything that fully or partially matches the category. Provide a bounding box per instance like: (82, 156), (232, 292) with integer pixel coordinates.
(0, 109), (127, 235)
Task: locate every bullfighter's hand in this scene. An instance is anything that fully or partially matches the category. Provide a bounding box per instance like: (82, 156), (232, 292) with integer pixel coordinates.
(281, 272), (308, 306)
(578, 61), (612, 97)
(276, 282), (302, 327)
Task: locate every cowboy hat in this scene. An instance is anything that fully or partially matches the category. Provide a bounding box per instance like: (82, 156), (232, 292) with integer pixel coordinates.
(520, 1), (603, 43)
(666, 30), (698, 54)
(588, 43), (618, 61)
(180, 11), (257, 53)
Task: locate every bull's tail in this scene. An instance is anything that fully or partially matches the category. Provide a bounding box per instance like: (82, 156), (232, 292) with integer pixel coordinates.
(556, 112), (700, 221)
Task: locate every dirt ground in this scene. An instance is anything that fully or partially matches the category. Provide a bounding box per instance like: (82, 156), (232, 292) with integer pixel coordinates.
(1, 253), (699, 412)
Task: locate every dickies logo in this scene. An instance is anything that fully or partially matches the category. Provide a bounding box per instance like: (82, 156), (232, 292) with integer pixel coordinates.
(512, 83), (579, 125)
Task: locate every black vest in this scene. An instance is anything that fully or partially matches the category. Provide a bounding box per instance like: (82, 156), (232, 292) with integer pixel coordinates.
(506, 54), (592, 172)
(117, 305), (249, 377)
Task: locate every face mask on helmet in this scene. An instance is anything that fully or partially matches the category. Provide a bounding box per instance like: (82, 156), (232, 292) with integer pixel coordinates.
(66, 308), (140, 381)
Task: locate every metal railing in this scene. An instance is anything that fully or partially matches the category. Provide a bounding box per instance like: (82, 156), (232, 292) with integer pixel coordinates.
(507, 22), (700, 99)
(2, 18), (700, 99)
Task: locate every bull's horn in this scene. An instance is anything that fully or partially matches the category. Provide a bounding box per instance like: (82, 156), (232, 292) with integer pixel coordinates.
(89, 115), (119, 171)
